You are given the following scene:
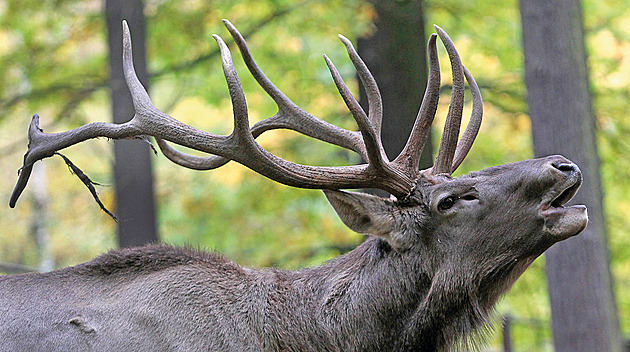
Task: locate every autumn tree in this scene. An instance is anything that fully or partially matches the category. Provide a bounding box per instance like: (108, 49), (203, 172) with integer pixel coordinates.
(520, 0), (621, 350)
(105, 0), (158, 247)
(357, 0), (432, 170)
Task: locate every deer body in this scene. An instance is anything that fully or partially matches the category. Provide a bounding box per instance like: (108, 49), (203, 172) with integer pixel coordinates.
(4, 20), (588, 351)
(0, 241), (530, 352)
(0, 241), (430, 351)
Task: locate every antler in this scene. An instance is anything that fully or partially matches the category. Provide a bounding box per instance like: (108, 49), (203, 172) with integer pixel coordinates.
(10, 20), (482, 210)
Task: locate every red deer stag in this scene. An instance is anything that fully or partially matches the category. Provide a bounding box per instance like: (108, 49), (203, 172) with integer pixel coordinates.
(2, 20), (587, 351)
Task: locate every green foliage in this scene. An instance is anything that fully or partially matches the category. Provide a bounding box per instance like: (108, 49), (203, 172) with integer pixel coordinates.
(0, 0), (372, 270)
(1, 0), (630, 349)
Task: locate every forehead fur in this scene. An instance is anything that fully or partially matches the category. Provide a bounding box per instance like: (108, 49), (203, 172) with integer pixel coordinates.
(407, 172), (478, 201)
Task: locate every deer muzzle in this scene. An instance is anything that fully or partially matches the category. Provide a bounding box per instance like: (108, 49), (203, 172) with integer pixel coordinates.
(539, 156), (588, 239)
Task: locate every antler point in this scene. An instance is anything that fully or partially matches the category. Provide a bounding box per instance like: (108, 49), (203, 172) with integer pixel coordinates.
(212, 34), (226, 48)
(337, 34), (353, 48)
(433, 25), (454, 45)
(222, 19), (241, 38)
(122, 22), (132, 49)
(29, 114), (42, 134)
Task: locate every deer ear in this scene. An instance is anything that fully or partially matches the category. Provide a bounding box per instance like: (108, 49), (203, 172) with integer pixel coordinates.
(323, 190), (395, 238)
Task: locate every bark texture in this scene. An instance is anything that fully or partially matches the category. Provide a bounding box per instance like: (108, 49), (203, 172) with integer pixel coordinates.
(519, 0), (621, 350)
(358, 0), (432, 169)
(105, 0), (158, 247)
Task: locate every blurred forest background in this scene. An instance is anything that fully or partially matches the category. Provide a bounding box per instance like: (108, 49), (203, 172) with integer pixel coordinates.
(0, 0), (629, 350)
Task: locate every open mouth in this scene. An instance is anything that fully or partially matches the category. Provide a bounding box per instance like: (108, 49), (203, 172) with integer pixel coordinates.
(540, 174), (588, 239)
(541, 174), (582, 211)
(549, 180), (581, 208)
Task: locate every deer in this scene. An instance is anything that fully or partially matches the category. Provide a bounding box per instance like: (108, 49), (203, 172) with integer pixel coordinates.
(1, 20), (587, 351)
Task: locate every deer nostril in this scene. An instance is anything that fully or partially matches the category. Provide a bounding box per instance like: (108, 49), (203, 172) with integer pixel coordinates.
(552, 162), (576, 173)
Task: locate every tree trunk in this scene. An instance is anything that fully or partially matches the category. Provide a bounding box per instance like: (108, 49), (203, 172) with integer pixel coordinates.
(105, 0), (158, 247)
(29, 163), (54, 272)
(519, 0), (621, 350)
(357, 0), (432, 171)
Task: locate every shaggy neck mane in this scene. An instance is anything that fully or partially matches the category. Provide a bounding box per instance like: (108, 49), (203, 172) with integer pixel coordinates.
(295, 237), (500, 351)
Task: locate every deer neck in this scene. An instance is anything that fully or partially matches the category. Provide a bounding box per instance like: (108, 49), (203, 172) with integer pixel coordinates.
(294, 237), (438, 350)
(399, 254), (536, 350)
(300, 237), (507, 350)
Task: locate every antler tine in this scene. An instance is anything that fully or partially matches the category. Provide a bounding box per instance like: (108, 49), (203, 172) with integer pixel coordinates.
(10, 115), (45, 207)
(450, 65), (483, 172)
(9, 95), (145, 208)
(212, 34), (251, 138)
(121, 21), (230, 146)
(9, 20), (167, 207)
(337, 34), (383, 137)
(156, 138), (229, 170)
(9, 118), (141, 207)
(392, 34), (440, 173)
(323, 54), (389, 170)
(431, 25), (465, 176)
(122, 21), (154, 117)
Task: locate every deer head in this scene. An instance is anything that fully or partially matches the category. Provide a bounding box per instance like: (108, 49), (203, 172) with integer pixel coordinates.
(7, 20), (587, 348)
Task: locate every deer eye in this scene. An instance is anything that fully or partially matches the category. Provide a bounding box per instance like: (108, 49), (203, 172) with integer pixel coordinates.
(438, 196), (457, 211)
